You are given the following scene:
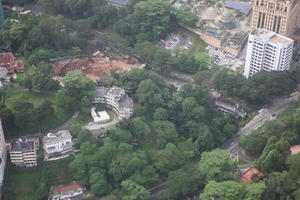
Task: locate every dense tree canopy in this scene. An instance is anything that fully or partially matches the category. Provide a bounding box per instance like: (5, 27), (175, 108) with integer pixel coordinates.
(214, 69), (297, 105)
(55, 70), (95, 113)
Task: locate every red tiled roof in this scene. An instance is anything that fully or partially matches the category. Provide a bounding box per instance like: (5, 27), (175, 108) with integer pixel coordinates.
(0, 53), (25, 73)
(0, 53), (15, 65)
(239, 167), (265, 183)
(15, 60), (24, 71)
(52, 183), (84, 194)
(290, 145), (300, 155)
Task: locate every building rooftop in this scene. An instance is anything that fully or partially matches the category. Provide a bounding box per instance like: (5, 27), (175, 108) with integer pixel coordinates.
(253, 29), (294, 44)
(239, 167), (265, 182)
(43, 130), (72, 144)
(224, 1), (252, 14)
(49, 182), (85, 199)
(11, 139), (34, 152)
(290, 145), (300, 155)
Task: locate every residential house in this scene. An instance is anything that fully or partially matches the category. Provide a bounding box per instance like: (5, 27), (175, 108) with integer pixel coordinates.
(0, 53), (25, 74)
(239, 167), (265, 182)
(48, 182), (86, 200)
(43, 130), (73, 161)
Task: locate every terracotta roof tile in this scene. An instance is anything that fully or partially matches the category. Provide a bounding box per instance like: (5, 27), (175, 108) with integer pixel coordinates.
(239, 167), (265, 183)
(52, 183), (84, 194)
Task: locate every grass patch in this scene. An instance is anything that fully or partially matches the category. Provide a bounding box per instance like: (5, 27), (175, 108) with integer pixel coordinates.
(188, 32), (207, 56)
(3, 88), (73, 137)
(237, 158), (249, 165)
(75, 112), (93, 126)
(5, 88), (55, 109)
(3, 157), (74, 200)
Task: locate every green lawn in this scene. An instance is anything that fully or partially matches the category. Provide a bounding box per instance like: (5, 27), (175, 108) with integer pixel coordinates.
(188, 32), (207, 56)
(5, 88), (55, 109)
(3, 157), (74, 200)
(3, 88), (73, 137)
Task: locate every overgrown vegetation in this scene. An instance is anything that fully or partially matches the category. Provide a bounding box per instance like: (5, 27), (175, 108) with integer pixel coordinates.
(237, 100), (300, 200)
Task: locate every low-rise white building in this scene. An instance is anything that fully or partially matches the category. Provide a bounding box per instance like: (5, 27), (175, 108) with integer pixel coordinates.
(244, 29), (294, 78)
(93, 86), (134, 120)
(48, 182), (86, 200)
(43, 130), (73, 161)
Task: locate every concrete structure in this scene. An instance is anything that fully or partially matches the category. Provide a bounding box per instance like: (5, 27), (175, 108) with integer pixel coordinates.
(0, 53), (25, 74)
(0, 120), (6, 198)
(251, 0), (300, 38)
(0, 67), (7, 79)
(187, 25), (248, 57)
(48, 182), (86, 200)
(0, 0), (4, 24)
(90, 107), (110, 123)
(9, 138), (37, 167)
(43, 130), (73, 161)
(93, 86), (134, 120)
(179, 0), (251, 56)
(215, 98), (247, 118)
(244, 29), (293, 78)
(19, 136), (39, 150)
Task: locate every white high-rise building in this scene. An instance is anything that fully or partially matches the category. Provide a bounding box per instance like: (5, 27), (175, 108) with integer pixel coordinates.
(244, 29), (294, 78)
(0, 120), (7, 198)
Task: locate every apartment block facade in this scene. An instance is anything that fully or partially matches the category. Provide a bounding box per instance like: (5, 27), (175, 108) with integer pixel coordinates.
(251, 0), (300, 38)
(9, 139), (37, 167)
(244, 29), (293, 78)
(93, 86), (134, 120)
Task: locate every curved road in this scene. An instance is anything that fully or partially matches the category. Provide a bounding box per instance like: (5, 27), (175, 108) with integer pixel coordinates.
(222, 92), (300, 158)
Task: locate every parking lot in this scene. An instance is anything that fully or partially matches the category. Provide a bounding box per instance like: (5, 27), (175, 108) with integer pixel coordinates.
(206, 46), (245, 71)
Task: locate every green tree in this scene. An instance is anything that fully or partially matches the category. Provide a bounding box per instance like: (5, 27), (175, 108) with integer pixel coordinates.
(164, 164), (203, 199)
(197, 149), (236, 182)
(89, 172), (111, 196)
(121, 180), (149, 200)
(55, 70), (95, 113)
(130, 117), (151, 138)
(137, 79), (164, 110)
(153, 108), (168, 121)
(262, 172), (296, 200)
(200, 181), (246, 200)
(244, 183), (265, 200)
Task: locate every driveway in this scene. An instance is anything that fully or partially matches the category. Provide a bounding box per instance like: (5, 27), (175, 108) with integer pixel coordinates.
(84, 112), (120, 135)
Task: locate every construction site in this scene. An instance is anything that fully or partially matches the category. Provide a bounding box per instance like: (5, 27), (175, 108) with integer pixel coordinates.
(55, 47), (144, 81)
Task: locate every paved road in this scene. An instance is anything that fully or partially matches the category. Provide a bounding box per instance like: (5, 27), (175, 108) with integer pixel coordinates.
(222, 92), (300, 158)
(150, 70), (197, 90)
